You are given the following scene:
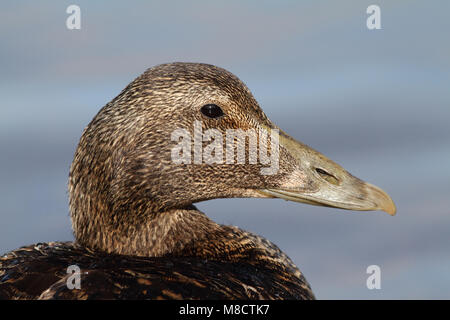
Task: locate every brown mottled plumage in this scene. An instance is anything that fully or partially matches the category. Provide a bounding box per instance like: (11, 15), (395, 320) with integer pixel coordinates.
(0, 63), (395, 300)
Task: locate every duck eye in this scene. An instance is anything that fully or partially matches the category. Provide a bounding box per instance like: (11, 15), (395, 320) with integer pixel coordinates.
(200, 104), (224, 119)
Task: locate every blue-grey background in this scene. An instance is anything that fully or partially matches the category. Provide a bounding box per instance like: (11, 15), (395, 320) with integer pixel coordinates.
(1, 1), (449, 299)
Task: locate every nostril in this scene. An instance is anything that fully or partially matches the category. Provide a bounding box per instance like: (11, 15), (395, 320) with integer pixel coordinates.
(315, 168), (329, 176)
(315, 168), (340, 185)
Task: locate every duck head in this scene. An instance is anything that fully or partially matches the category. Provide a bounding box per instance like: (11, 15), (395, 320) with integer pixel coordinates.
(69, 62), (395, 256)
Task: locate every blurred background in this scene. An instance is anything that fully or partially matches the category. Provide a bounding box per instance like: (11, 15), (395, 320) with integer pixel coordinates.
(1, 1), (449, 299)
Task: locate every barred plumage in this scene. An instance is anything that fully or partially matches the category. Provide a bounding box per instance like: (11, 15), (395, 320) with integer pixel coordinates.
(0, 63), (394, 300)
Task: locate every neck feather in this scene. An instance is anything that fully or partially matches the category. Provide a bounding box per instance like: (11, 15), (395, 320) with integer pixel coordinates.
(72, 203), (302, 277)
(73, 205), (226, 257)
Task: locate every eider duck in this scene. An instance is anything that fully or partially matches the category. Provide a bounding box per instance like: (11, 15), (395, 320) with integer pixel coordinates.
(0, 63), (396, 300)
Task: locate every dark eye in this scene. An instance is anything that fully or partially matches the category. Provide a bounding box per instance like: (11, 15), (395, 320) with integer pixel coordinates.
(200, 104), (224, 119)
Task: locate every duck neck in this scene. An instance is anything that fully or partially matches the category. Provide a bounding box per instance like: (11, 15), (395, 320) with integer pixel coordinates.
(74, 204), (230, 258)
(72, 198), (302, 275)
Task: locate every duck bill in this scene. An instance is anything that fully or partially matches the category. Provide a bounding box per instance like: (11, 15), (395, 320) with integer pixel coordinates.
(258, 130), (396, 216)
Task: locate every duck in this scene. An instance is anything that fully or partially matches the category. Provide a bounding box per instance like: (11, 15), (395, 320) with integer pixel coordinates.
(0, 62), (396, 300)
